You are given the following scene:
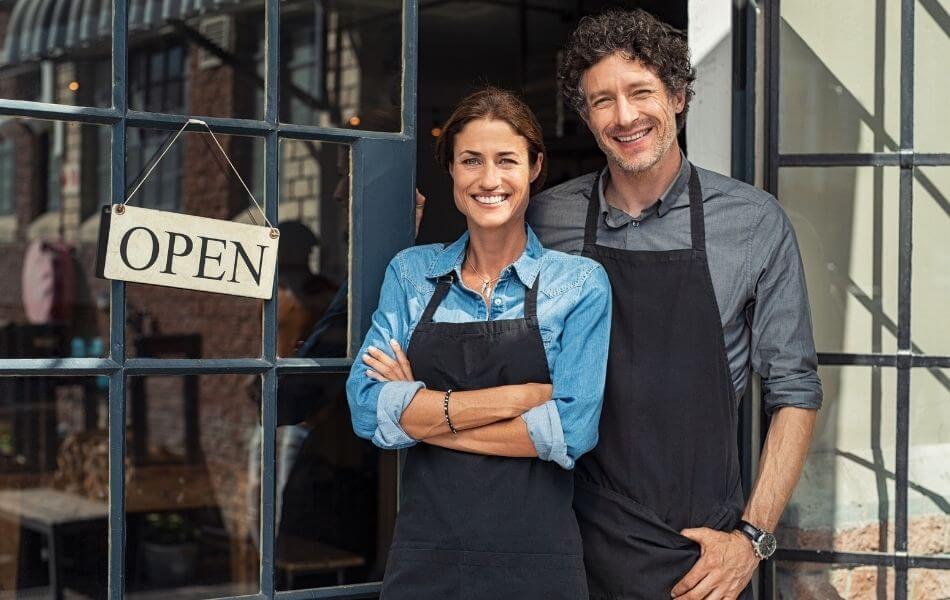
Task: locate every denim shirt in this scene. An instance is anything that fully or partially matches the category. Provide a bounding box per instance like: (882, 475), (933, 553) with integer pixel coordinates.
(346, 225), (611, 469)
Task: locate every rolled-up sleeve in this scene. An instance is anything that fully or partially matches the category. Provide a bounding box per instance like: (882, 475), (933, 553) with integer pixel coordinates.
(750, 200), (823, 415)
(346, 257), (423, 449)
(523, 263), (611, 469)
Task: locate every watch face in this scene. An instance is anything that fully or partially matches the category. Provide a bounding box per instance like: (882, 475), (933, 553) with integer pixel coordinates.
(757, 533), (778, 558)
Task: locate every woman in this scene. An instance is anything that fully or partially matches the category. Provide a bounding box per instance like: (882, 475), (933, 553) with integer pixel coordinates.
(346, 87), (611, 600)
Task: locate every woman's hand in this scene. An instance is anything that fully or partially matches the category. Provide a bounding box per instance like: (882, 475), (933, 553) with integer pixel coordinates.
(364, 339), (415, 382)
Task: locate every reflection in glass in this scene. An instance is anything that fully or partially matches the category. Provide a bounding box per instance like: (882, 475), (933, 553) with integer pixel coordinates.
(778, 366), (896, 553)
(0, 376), (108, 598)
(128, 4), (265, 120)
(280, 0), (402, 131)
(912, 168), (949, 354)
(779, 0), (900, 154)
(0, 118), (111, 359)
(909, 369), (950, 558)
(778, 167), (899, 355)
(266, 374), (395, 590)
(125, 375), (260, 597)
(0, 1), (113, 108)
(775, 562), (895, 599)
(125, 128), (263, 359)
(276, 140), (350, 358)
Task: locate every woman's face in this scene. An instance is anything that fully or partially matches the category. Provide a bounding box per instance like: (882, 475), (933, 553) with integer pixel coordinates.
(449, 118), (542, 233)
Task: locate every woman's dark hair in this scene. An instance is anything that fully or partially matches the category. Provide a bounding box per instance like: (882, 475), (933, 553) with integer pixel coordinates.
(435, 87), (547, 193)
(558, 9), (696, 131)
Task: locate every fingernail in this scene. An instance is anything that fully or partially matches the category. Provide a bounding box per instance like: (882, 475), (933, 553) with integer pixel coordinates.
(389, 339), (398, 346)
(367, 346), (377, 353)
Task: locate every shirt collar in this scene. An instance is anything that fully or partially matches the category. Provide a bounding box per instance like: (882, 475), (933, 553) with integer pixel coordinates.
(426, 224), (543, 289)
(598, 150), (691, 221)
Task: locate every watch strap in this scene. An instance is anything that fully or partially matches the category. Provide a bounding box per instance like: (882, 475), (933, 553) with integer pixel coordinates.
(737, 519), (763, 542)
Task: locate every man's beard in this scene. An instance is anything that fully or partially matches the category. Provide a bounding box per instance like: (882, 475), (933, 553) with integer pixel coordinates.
(595, 118), (676, 175)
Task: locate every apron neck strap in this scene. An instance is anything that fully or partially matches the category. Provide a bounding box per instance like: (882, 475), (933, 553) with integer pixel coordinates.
(523, 275), (540, 320)
(583, 172), (603, 248)
(686, 164), (705, 251)
(584, 163), (707, 252)
(420, 275), (454, 323)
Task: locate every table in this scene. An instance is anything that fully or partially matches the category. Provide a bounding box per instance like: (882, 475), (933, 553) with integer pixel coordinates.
(0, 488), (107, 600)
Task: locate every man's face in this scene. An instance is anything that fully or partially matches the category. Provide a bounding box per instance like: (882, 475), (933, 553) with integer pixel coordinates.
(581, 53), (685, 174)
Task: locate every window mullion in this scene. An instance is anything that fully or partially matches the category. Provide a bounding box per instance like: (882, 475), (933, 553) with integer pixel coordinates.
(108, 0), (129, 597)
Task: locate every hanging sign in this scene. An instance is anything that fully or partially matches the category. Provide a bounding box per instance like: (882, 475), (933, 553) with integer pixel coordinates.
(95, 119), (279, 300)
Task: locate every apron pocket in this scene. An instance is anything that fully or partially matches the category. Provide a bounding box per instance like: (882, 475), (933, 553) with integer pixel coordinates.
(574, 479), (700, 600)
(382, 547), (462, 600)
(458, 551), (587, 600)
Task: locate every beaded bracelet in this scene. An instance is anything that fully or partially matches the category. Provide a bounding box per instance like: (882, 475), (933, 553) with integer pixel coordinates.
(443, 389), (458, 435)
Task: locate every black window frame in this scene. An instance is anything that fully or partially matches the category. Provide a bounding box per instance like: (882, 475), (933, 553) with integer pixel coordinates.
(0, 0), (419, 598)
(737, 1), (950, 598)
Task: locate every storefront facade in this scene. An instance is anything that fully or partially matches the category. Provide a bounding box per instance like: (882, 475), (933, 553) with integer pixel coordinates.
(0, 0), (946, 598)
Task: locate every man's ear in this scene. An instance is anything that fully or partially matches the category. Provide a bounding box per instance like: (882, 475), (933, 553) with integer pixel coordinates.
(530, 153), (544, 183)
(672, 87), (686, 115)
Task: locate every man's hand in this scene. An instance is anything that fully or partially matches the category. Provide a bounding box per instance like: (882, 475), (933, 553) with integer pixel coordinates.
(671, 528), (758, 600)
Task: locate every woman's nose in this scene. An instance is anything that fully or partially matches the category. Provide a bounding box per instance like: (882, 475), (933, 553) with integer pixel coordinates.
(480, 164), (502, 188)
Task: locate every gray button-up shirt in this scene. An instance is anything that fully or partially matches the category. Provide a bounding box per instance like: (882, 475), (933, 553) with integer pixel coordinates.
(526, 155), (822, 414)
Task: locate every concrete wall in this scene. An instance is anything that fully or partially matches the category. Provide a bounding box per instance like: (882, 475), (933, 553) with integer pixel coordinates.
(687, 0), (732, 176)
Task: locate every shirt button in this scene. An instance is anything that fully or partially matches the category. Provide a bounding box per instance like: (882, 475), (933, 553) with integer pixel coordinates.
(493, 298), (502, 306)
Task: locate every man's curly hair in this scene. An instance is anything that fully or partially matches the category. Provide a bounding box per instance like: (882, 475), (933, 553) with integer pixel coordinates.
(558, 9), (696, 131)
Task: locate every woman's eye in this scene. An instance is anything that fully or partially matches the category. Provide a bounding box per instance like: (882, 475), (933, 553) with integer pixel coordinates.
(499, 158), (518, 165)
(462, 157), (480, 166)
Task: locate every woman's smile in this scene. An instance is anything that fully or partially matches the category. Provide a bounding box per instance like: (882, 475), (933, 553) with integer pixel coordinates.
(472, 193), (510, 206)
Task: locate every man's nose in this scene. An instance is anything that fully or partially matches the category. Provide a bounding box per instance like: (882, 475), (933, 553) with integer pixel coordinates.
(615, 96), (640, 129)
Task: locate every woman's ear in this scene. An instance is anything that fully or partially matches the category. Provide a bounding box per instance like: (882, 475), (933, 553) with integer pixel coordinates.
(529, 153), (544, 183)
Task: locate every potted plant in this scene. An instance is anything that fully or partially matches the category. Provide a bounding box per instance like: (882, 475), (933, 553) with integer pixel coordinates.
(141, 512), (200, 585)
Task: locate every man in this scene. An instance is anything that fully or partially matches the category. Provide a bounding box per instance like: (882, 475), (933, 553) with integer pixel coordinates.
(526, 9), (821, 600)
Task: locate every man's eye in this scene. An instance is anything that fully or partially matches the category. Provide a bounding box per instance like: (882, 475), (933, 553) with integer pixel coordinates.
(592, 97), (610, 108)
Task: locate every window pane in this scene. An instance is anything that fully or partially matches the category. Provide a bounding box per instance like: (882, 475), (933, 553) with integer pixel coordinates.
(775, 562), (895, 599)
(779, 0), (901, 154)
(0, 3), (112, 108)
(909, 369), (950, 557)
(0, 118), (111, 358)
(128, 6), (266, 120)
(273, 373), (395, 590)
(912, 167), (949, 354)
(125, 374), (260, 597)
(914, 0), (950, 153)
(0, 376), (108, 598)
(124, 128), (264, 359)
(910, 569), (950, 599)
(279, 0), (402, 132)
(778, 366), (896, 553)
(778, 167), (899, 355)
(277, 140), (350, 358)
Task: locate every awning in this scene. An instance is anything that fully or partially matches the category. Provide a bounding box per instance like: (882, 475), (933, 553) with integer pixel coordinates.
(3, 0), (261, 65)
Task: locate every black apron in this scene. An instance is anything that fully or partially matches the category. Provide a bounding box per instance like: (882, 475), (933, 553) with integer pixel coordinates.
(574, 164), (753, 600)
(380, 271), (588, 600)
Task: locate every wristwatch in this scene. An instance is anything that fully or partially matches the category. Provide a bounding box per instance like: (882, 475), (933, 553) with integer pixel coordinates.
(736, 520), (777, 560)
